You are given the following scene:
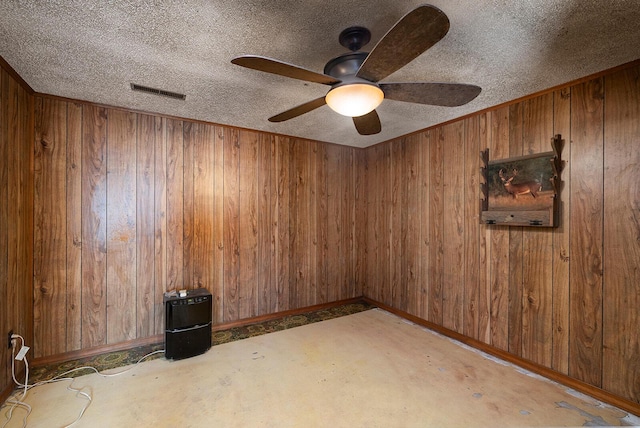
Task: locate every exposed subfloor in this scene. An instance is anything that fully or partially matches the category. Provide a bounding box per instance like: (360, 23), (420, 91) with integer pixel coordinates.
(2, 309), (639, 427)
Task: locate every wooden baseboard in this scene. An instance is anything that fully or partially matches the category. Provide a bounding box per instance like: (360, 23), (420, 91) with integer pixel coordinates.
(364, 298), (640, 417)
(30, 335), (164, 368)
(30, 296), (367, 368)
(0, 366), (26, 405)
(211, 296), (366, 331)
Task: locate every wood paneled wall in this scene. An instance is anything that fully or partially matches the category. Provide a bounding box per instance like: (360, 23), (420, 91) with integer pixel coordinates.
(363, 63), (640, 404)
(0, 67), (34, 397)
(32, 99), (364, 358)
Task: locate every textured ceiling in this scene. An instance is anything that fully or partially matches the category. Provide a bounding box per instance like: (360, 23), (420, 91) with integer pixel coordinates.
(1, 1), (639, 148)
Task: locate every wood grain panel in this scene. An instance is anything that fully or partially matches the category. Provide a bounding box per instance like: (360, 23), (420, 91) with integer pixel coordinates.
(428, 128), (444, 325)
(405, 134), (421, 317)
(489, 106), (510, 351)
(136, 113), (156, 338)
(258, 133), (275, 314)
(223, 128), (240, 321)
(290, 140), (310, 308)
(81, 104), (108, 348)
(353, 148), (367, 298)
(524, 100), (558, 330)
(464, 115), (480, 339)
(326, 144), (341, 303)
(477, 112), (492, 344)
(390, 139), (405, 309)
(365, 146), (384, 300)
(551, 88), (571, 374)
(569, 77), (604, 387)
(33, 97), (68, 357)
(521, 93), (554, 367)
(182, 122), (194, 290)
(603, 66), (640, 403)
(238, 130), (259, 318)
(418, 131), (431, 321)
(0, 67), (10, 390)
(307, 141), (318, 307)
(442, 121), (465, 333)
(153, 117), (167, 333)
(191, 123), (215, 298)
(106, 109), (137, 343)
(16, 60), (640, 408)
(507, 102), (524, 356)
(165, 119), (184, 292)
(0, 66), (34, 393)
(275, 136), (291, 312)
(66, 103), (83, 350)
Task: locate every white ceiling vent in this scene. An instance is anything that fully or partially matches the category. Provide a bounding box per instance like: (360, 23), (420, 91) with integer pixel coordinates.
(130, 83), (186, 100)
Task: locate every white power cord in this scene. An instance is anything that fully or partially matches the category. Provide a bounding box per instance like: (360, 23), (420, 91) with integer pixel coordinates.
(1, 335), (164, 428)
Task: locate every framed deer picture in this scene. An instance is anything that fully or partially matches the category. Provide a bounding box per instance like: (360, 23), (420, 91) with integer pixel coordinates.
(480, 135), (563, 227)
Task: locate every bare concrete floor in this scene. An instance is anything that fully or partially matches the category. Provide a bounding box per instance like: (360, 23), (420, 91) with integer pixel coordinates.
(3, 309), (639, 427)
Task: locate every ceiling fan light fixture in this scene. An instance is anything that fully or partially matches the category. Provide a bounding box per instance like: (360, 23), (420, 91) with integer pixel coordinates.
(325, 83), (384, 117)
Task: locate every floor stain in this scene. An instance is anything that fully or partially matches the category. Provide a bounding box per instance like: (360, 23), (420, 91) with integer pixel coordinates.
(556, 401), (609, 426)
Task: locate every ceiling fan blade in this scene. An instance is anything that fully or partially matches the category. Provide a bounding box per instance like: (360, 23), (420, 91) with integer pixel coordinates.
(232, 55), (340, 85)
(353, 110), (381, 135)
(268, 97), (327, 122)
(380, 82), (481, 107)
(356, 5), (449, 82)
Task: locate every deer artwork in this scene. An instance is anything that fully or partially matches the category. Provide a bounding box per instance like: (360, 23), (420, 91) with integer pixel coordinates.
(498, 168), (542, 198)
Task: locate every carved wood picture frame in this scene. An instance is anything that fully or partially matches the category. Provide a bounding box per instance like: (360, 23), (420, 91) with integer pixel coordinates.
(480, 134), (564, 227)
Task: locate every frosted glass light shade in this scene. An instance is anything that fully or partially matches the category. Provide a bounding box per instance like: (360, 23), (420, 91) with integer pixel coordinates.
(325, 83), (384, 117)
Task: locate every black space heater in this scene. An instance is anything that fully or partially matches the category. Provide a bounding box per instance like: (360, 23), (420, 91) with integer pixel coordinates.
(164, 288), (212, 360)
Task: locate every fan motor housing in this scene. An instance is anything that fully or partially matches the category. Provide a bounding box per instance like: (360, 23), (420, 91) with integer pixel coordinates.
(323, 52), (368, 79)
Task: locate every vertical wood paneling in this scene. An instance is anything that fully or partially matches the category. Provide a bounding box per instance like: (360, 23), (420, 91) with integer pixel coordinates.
(603, 67), (640, 401)
(0, 68), (7, 383)
(106, 109), (137, 343)
(212, 125), (225, 322)
(0, 69), (8, 389)
(507, 103), (524, 356)
(521, 94), (554, 367)
(327, 144), (341, 303)
(66, 102), (83, 349)
(477, 112), (492, 344)
(223, 128), (240, 321)
(489, 106), (510, 351)
(306, 141), (326, 306)
(353, 148), (366, 298)
(428, 128), (444, 325)
(275, 136), (291, 312)
(464, 115), (481, 339)
(291, 140), (310, 308)
(366, 145), (381, 302)
(238, 130), (259, 318)
(418, 131), (431, 321)
(136, 114), (156, 338)
(81, 104), (108, 348)
(153, 117), (167, 333)
(192, 123), (215, 296)
(552, 88), (571, 374)
(390, 139), (405, 309)
(442, 122), (465, 333)
(20, 60), (640, 407)
(258, 134), (275, 314)
(569, 78), (604, 387)
(1, 66), (34, 393)
(33, 98), (67, 357)
(405, 135), (421, 317)
(165, 119), (184, 291)
(182, 122), (195, 289)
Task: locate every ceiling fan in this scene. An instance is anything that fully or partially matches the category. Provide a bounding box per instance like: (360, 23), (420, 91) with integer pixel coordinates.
(231, 4), (481, 136)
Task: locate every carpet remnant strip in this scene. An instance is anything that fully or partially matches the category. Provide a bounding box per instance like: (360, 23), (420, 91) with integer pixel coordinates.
(28, 300), (375, 383)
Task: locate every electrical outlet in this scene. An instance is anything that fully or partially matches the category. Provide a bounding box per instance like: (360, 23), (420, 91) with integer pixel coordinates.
(7, 330), (13, 349)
